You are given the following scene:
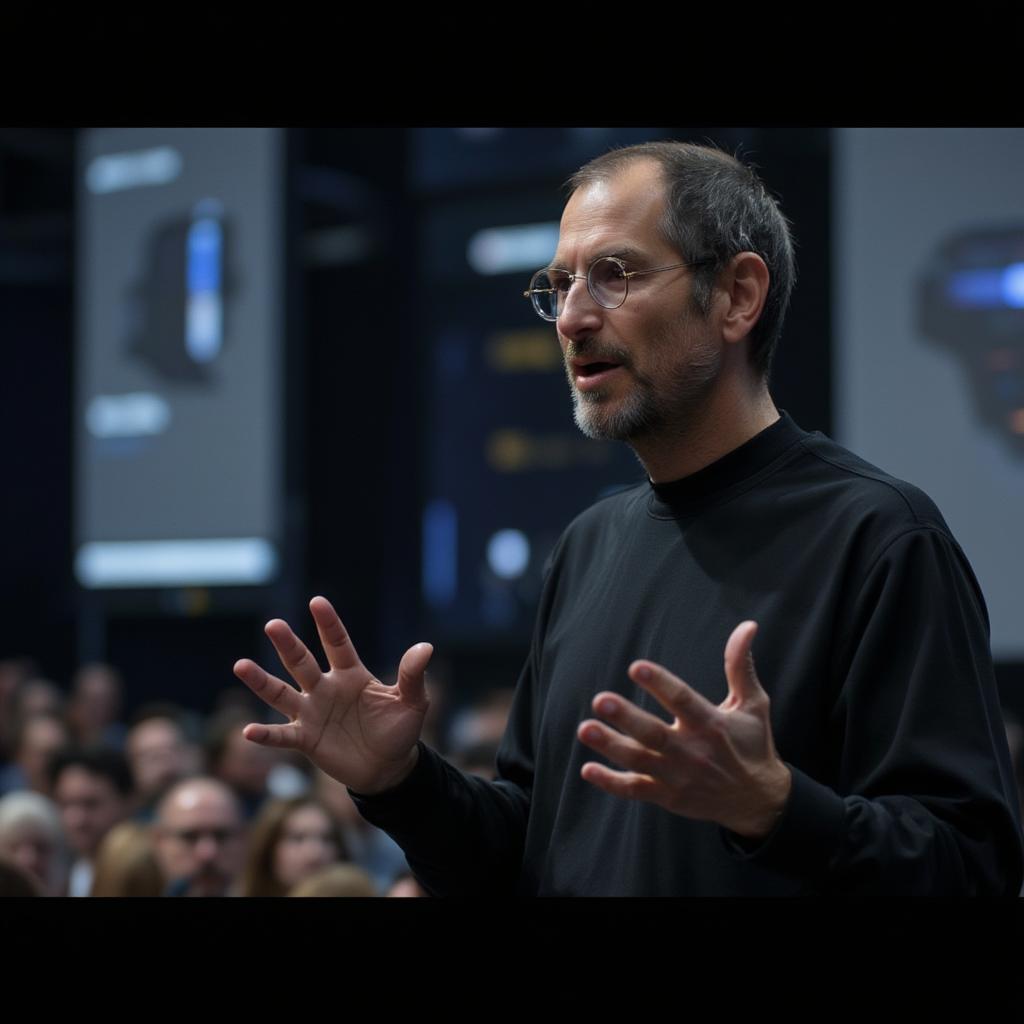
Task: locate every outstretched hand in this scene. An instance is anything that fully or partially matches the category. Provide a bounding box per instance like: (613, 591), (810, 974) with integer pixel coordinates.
(577, 621), (792, 839)
(234, 596), (432, 795)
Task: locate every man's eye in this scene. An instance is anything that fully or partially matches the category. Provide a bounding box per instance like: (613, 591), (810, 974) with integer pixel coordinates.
(550, 274), (572, 293)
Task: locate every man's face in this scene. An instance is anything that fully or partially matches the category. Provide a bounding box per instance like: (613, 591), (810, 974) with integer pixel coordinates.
(54, 766), (127, 858)
(552, 159), (721, 443)
(127, 718), (192, 799)
(273, 804), (340, 891)
(153, 781), (245, 897)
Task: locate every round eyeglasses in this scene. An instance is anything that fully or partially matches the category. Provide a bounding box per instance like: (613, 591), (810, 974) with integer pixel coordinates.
(523, 255), (712, 322)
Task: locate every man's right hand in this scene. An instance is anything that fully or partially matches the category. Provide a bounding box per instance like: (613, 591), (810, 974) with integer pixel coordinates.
(233, 595), (432, 795)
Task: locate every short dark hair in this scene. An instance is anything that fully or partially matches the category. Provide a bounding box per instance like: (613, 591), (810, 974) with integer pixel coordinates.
(567, 141), (797, 380)
(49, 745), (133, 796)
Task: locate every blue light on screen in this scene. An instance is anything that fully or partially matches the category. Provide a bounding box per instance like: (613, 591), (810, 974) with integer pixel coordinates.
(947, 262), (1024, 309)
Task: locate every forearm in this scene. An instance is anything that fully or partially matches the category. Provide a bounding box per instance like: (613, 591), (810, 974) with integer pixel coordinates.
(350, 742), (530, 896)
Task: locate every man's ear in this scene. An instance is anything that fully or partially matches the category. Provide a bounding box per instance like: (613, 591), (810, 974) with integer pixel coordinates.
(718, 252), (770, 346)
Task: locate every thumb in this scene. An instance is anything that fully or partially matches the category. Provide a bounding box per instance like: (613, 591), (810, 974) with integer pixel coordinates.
(396, 642), (433, 708)
(723, 621), (763, 706)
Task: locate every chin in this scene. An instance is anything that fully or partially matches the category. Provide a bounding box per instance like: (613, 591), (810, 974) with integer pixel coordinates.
(572, 389), (656, 442)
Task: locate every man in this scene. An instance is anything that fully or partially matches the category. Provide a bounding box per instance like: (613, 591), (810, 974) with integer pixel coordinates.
(126, 706), (199, 820)
(151, 776), (246, 896)
(235, 142), (1023, 895)
(50, 746), (132, 896)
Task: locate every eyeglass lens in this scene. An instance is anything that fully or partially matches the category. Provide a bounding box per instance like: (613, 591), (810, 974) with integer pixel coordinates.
(530, 257), (628, 321)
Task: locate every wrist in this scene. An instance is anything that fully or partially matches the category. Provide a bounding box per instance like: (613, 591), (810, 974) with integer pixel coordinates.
(731, 762), (792, 840)
(355, 745), (421, 796)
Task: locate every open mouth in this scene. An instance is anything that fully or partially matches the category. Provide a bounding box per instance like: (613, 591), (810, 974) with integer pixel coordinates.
(573, 360), (625, 390)
(576, 361), (621, 378)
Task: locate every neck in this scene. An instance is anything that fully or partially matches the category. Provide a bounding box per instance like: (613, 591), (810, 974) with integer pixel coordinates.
(631, 376), (779, 484)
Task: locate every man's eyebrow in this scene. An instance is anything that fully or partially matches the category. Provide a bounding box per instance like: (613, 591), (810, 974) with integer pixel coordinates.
(548, 245), (648, 271)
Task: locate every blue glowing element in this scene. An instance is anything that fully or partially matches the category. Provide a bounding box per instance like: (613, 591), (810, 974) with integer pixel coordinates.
(185, 207), (224, 363)
(422, 499), (458, 608)
(487, 529), (530, 580)
(1003, 263), (1024, 308)
(947, 262), (1024, 309)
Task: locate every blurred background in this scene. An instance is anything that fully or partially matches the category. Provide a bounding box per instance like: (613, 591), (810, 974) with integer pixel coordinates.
(0, 127), (1022, 894)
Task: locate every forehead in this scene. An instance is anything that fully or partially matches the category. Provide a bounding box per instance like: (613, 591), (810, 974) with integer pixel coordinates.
(283, 805), (331, 833)
(56, 766), (118, 800)
(163, 785), (239, 827)
(555, 159), (671, 266)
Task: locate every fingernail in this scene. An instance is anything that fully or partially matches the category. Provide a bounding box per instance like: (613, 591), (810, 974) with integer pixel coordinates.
(635, 664), (652, 681)
(598, 698), (616, 715)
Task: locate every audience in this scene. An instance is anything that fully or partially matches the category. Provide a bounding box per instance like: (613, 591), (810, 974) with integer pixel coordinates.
(90, 821), (163, 897)
(0, 790), (67, 895)
(49, 746), (132, 896)
(151, 776), (247, 896)
(239, 796), (348, 897)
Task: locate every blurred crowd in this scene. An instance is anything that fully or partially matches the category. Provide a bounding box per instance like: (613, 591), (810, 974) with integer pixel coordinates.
(0, 655), (513, 897)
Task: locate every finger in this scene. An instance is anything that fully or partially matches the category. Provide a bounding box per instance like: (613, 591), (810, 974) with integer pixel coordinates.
(580, 761), (661, 803)
(265, 618), (323, 692)
(723, 620), (763, 708)
(577, 719), (663, 776)
(242, 721), (304, 750)
(591, 691), (671, 752)
(309, 596), (362, 673)
(396, 642), (433, 709)
(628, 660), (716, 728)
(233, 659), (303, 720)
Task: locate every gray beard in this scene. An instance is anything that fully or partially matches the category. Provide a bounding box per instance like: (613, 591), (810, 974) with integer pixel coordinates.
(568, 347), (721, 444)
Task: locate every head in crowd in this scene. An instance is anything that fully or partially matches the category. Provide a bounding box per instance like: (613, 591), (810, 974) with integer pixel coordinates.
(90, 821), (164, 897)
(0, 657), (40, 759)
(126, 704), (198, 810)
(565, 141), (796, 381)
(240, 796), (347, 898)
(49, 746), (132, 861)
(6, 713), (69, 797)
(152, 776), (246, 897)
(67, 663), (124, 747)
(14, 678), (65, 720)
(0, 790), (67, 895)
(289, 862), (377, 898)
(206, 711), (278, 816)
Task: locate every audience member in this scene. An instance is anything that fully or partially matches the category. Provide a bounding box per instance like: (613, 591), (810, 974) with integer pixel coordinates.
(0, 713), (70, 797)
(126, 705), (200, 819)
(90, 821), (164, 897)
(313, 768), (408, 891)
(206, 711), (279, 819)
(67, 663), (127, 750)
(0, 790), (67, 895)
(240, 796), (347, 897)
(151, 776), (246, 896)
(289, 862), (377, 897)
(50, 746), (132, 896)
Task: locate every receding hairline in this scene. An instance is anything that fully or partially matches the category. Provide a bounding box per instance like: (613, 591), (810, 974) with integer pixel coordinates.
(565, 141), (749, 196)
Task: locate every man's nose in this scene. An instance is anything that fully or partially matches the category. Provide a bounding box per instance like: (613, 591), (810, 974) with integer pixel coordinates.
(556, 278), (603, 342)
(194, 835), (220, 863)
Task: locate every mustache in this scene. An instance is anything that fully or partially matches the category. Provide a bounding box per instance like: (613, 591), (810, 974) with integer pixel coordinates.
(564, 339), (632, 368)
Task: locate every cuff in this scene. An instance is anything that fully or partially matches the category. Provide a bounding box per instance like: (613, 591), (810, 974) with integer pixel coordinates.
(720, 764), (847, 881)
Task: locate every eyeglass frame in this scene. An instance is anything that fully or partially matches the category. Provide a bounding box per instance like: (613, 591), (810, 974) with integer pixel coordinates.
(523, 254), (715, 322)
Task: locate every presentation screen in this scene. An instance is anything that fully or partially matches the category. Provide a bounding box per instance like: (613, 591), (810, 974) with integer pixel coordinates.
(834, 127), (1024, 658)
(74, 127), (285, 589)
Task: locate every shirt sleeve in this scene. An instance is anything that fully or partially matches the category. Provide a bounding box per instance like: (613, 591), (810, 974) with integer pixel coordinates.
(725, 526), (1024, 895)
(348, 739), (531, 896)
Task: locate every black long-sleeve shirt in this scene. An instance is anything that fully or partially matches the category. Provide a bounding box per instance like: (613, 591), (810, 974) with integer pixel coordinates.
(355, 414), (1023, 895)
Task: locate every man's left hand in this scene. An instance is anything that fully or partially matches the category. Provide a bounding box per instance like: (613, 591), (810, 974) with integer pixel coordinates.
(577, 620), (792, 839)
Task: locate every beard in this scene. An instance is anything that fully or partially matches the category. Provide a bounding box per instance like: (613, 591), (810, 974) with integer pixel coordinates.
(566, 336), (722, 443)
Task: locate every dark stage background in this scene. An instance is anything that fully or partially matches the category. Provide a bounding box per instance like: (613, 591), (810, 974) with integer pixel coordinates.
(1, 126), (1020, 724)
